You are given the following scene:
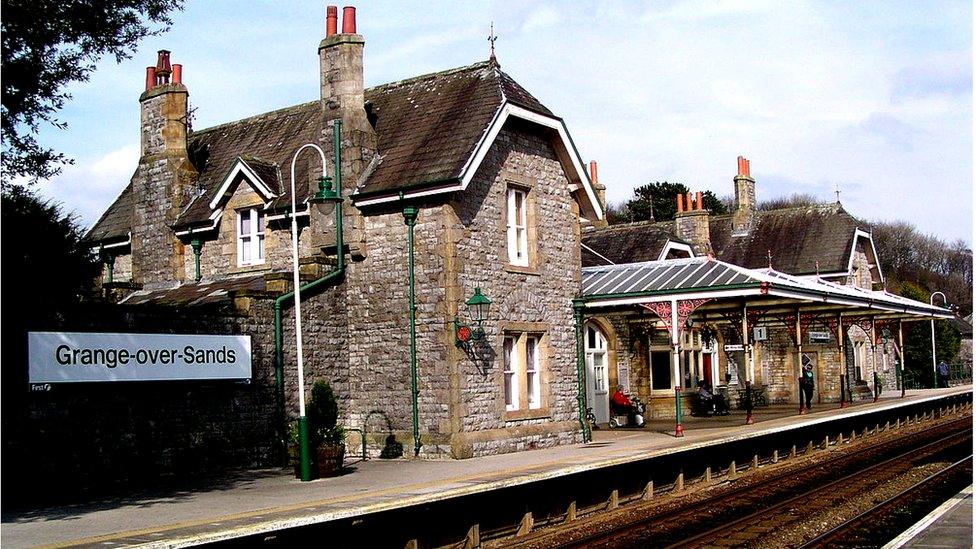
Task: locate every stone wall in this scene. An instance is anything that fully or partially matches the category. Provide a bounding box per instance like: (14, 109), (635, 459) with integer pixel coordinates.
(756, 327), (844, 404)
(342, 121), (585, 459)
(451, 122), (583, 456)
(847, 243), (874, 290)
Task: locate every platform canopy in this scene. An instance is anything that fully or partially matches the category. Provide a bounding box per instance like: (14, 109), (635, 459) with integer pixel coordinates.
(580, 257), (953, 321)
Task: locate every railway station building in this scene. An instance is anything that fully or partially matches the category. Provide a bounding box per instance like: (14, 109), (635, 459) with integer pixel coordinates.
(20, 5), (952, 494)
(578, 160), (955, 420)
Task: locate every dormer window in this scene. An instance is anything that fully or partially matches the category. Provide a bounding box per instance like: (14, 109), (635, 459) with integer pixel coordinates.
(237, 208), (265, 266)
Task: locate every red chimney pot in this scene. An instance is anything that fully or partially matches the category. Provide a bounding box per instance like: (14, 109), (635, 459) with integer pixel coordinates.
(172, 64), (182, 84)
(696, 191), (703, 211)
(145, 67), (156, 91)
(677, 193), (684, 213)
(737, 155), (750, 177)
(589, 160), (598, 186)
(342, 6), (356, 34)
(326, 6), (338, 36)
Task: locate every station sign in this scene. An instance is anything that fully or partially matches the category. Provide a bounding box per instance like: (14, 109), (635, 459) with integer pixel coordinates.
(809, 331), (832, 343)
(28, 332), (252, 383)
(723, 344), (745, 352)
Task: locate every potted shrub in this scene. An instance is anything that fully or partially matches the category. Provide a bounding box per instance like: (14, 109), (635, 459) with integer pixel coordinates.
(308, 380), (345, 477)
(287, 421), (301, 477)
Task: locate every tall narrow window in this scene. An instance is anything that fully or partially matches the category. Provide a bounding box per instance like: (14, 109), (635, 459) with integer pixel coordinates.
(503, 336), (518, 411)
(526, 336), (540, 409)
(506, 188), (528, 266)
(237, 208), (265, 267)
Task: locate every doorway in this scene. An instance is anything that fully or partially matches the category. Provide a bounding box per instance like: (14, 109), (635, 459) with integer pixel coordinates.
(585, 324), (609, 423)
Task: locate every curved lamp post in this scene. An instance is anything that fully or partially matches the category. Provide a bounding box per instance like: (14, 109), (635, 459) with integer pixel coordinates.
(929, 291), (949, 389)
(290, 143), (330, 481)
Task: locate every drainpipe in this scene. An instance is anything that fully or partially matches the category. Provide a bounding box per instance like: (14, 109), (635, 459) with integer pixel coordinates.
(190, 238), (203, 282)
(573, 299), (591, 443)
(273, 121), (345, 461)
(402, 205), (421, 457)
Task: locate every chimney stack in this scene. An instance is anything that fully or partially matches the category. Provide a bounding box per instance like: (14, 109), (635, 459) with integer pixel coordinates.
(675, 190), (712, 256)
(589, 160), (609, 227)
(732, 155), (756, 234)
(315, 5), (374, 258)
(134, 50), (197, 286)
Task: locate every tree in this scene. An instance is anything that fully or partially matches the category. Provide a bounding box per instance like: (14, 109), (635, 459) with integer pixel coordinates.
(871, 219), (973, 317)
(898, 282), (960, 388)
(757, 193), (822, 211)
(616, 182), (727, 223)
(2, 0), (184, 184)
(1, 186), (100, 338)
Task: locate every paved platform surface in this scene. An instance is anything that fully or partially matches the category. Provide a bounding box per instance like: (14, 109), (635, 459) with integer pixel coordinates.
(3, 386), (970, 549)
(888, 485), (973, 549)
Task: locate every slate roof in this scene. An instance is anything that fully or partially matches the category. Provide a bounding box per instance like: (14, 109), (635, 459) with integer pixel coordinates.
(119, 274), (267, 307)
(87, 60), (554, 242)
(580, 221), (686, 267)
(87, 181), (134, 242)
(582, 203), (863, 276)
(711, 203), (859, 275)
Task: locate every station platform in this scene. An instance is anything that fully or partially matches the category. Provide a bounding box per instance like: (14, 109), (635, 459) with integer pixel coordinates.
(3, 386), (971, 549)
(888, 485), (973, 549)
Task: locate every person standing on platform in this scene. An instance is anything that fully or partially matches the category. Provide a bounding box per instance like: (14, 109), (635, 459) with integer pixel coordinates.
(937, 360), (950, 388)
(800, 363), (815, 411)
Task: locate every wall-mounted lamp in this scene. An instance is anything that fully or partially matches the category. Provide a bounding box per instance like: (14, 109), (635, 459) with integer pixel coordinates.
(454, 287), (492, 347)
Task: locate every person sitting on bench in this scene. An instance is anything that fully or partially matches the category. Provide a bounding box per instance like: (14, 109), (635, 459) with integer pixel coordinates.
(696, 380), (714, 416)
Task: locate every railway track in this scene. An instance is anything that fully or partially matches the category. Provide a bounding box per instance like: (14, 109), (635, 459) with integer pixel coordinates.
(800, 455), (973, 548)
(667, 429), (971, 548)
(499, 412), (972, 549)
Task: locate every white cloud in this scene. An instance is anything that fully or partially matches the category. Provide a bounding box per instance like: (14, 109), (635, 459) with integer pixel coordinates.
(28, 2), (970, 245)
(34, 143), (139, 231)
(521, 5), (562, 32)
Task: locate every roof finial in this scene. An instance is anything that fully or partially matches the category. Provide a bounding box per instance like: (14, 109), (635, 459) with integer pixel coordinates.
(835, 183), (841, 203)
(815, 260), (820, 277)
(488, 21), (498, 62)
(767, 249), (773, 270)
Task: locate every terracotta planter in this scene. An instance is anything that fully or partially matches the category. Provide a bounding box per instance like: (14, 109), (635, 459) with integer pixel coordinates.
(316, 444), (345, 477)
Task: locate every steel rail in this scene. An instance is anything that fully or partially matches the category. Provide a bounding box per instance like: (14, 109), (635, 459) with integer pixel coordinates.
(521, 414), (972, 549)
(665, 429), (972, 548)
(799, 454), (973, 549)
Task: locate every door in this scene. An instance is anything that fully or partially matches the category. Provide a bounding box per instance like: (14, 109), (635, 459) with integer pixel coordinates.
(585, 324), (609, 423)
(703, 353), (713, 387)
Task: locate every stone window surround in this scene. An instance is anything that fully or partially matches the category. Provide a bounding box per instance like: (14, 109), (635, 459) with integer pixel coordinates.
(503, 176), (539, 276)
(499, 321), (551, 421)
(236, 207), (266, 267)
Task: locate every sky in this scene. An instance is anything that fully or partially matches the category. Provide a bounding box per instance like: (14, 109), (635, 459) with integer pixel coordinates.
(30, 0), (973, 245)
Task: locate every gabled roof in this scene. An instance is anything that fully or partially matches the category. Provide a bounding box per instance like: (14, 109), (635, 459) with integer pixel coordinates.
(580, 221), (690, 267)
(710, 203), (859, 275)
(87, 60), (595, 242)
